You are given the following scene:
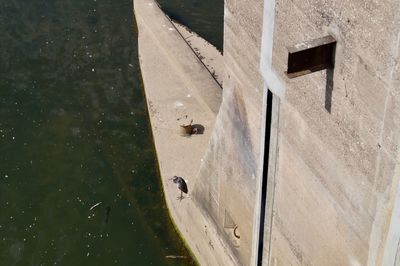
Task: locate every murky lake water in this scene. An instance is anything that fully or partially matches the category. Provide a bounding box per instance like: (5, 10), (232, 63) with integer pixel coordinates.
(0, 0), (222, 265)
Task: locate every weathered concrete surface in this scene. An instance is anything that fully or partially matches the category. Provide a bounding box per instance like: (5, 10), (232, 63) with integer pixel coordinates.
(193, 0), (266, 265)
(172, 22), (224, 86)
(136, 0), (400, 264)
(261, 0), (400, 265)
(135, 1), (221, 116)
(191, 0), (400, 264)
(133, 0), (238, 265)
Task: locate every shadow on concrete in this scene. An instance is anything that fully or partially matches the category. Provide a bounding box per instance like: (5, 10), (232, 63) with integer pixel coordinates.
(192, 124), (205, 135)
(325, 68), (334, 113)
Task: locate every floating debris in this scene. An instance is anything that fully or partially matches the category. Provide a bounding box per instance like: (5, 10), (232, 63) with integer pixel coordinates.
(89, 202), (102, 211)
(165, 255), (188, 259)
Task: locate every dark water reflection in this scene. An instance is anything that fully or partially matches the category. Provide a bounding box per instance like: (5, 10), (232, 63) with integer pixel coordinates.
(156, 0), (224, 51)
(0, 0), (195, 265)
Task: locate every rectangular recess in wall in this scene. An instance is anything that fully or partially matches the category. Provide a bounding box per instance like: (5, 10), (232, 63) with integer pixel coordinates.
(286, 35), (336, 78)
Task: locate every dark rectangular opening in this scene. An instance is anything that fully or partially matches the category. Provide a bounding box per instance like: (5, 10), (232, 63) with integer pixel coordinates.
(286, 35), (336, 78)
(257, 89), (274, 265)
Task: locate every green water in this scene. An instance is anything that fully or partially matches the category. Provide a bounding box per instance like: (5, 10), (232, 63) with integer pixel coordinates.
(156, 0), (224, 52)
(0, 0), (203, 265)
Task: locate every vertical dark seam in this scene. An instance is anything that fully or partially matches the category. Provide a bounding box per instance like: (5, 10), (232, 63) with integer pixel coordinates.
(257, 89), (273, 265)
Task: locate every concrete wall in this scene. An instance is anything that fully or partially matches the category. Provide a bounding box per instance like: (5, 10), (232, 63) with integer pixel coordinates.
(262, 0), (400, 265)
(192, 0), (265, 265)
(193, 0), (400, 265)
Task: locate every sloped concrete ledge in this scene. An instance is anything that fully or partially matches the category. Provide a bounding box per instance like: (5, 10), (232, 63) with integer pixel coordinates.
(133, 0), (238, 265)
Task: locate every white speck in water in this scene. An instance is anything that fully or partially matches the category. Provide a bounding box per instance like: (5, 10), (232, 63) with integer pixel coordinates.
(92, 68), (95, 72)
(86, 252), (90, 257)
(128, 64), (133, 68)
